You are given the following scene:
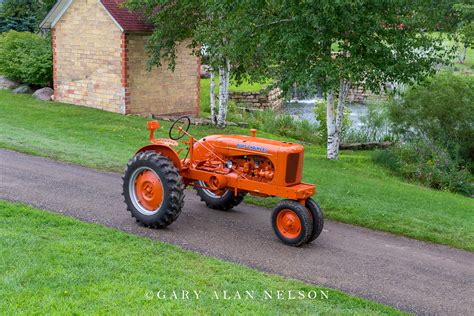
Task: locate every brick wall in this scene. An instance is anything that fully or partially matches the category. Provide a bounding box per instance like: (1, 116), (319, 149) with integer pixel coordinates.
(54, 0), (124, 113)
(126, 35), (200, 116)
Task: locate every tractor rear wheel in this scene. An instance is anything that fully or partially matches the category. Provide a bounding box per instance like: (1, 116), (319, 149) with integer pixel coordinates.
(305, 198), (324, 243)
(123, 151), (184, 228)
(271, 199), (313, 247)
(195, 180), (245, 211)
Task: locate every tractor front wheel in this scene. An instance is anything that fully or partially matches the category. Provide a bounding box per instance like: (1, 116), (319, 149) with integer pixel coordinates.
(271, 199), (313, 247)
(123, 151), (184, 228)
(305, 198), (324, 243)
(195, 180), (245, 211)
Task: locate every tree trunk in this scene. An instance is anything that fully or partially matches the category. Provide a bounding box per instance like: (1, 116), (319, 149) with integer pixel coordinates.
(224, 59), (230, 114)
(326, 91), (337, 160)
(209, 69), (216, 125)
(217, 65), (227, 127)
(454, 35), (463, 64)
(461, 43), (467, 64)
(327, 79), (351, 160)
(217, 59), (230, 128)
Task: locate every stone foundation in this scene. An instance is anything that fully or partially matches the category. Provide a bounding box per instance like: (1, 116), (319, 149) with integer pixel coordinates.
(229, 87), (283, 111)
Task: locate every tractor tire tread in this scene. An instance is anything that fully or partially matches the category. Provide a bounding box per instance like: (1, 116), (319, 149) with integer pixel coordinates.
(195, 183), (245, 211)
(271, 199), (313, 247)
(123, 151), (184, 228)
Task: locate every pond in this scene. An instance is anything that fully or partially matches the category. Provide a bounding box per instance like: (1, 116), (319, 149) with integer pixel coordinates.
(283, 98), (369, 130)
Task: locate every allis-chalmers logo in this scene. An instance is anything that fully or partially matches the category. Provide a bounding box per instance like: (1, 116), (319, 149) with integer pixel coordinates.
(236, 143), (269, 153)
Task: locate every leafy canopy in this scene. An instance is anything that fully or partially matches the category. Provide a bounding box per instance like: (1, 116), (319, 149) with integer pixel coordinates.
(126, 0), (452, 94)
(0, 0), (56, 33)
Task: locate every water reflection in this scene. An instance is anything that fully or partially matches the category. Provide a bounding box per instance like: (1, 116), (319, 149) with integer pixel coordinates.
(284, 99), (368, 130)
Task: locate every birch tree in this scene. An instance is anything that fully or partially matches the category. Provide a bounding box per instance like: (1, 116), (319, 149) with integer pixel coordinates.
(127, 0), (452, 157)
(216, 59), (231, 127)
(453, 3), (474, 64)
(209, 62), (231, 127)
(204, 0), (451, 160)
(209, 68), (216, 124)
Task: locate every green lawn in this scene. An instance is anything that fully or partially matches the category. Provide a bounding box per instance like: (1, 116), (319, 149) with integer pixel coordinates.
(0, 90), (473, 251)
(0, 201), (401, 315)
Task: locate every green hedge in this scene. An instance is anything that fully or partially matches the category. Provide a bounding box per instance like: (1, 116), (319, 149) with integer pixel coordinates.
(0, 30), (52, 86)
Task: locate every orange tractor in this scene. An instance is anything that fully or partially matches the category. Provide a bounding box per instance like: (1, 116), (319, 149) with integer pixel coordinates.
(123, 116), (323, 246)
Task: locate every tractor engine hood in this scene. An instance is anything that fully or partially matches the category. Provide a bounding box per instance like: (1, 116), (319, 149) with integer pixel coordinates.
(197, 135), (304, 157)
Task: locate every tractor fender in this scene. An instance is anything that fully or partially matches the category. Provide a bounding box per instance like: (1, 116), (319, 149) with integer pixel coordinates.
(136, 144), (182, 171)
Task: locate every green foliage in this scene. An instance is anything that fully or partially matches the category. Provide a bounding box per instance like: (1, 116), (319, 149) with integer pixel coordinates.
(0, 0), (56, 33)
(314, 99), (351, 141)
(374, 140), (473, 195)
(0, 31), (52, 85)
(452, 2), (474, 48)
(388, 71), (474, 170)
(126, 0), (452, 94)
(343, 100), (398, 143)
(244, 109), (321, 143)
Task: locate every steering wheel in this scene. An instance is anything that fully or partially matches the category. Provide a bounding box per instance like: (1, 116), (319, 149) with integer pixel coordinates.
(169, 116), (191, 140)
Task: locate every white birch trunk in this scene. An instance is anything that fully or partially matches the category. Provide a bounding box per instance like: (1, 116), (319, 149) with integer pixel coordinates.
(326, 91), (337, 160)
(217, 65), (227, 127)
(217, 59), (230, 128)
(209, 69), (216, 125)
(454, 35), (463, 64)
(461, 43), (467, 64)
(327, 79), (351, 160)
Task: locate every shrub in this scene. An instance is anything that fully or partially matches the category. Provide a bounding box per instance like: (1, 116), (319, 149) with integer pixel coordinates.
(244, 109), (321, 143)
(373, 140), (473, 196)
(0, 30), (52, 86)
(343, 99), (398, 143)
(388, 71), (474, 171)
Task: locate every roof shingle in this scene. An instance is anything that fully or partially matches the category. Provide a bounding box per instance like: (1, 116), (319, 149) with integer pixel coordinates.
(100, 0), (154, 32)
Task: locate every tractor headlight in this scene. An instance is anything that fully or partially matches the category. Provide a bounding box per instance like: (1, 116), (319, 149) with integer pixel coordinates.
(225, 160), (233, 169)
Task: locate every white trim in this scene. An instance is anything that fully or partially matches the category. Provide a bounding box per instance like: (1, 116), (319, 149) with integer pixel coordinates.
(40, 0), (125, 33)
(39, 0), (72, 29)
(50, 0), (73, 28)
(97, 0), (124, 32)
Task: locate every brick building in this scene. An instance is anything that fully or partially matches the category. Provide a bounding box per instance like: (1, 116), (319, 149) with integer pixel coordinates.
(40, 0), (200, 116)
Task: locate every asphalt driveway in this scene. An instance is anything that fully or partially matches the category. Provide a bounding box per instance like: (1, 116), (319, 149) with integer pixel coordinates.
(1, 149), (473, 314)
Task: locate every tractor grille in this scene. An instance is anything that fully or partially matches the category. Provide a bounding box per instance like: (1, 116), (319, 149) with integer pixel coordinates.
(285, 153), (300, 183)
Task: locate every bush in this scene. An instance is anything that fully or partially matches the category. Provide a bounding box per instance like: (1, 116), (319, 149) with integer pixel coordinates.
(343, 99), (398, 143)
(388, 72), (474, 171)
(373, 140), (473, 196)
(0, 30), (52, 86)
(245, 109), (321, 143)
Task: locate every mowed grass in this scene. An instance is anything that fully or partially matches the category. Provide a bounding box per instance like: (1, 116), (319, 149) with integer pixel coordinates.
(0, 201), (401, 315)
(0, 90), (473, 251)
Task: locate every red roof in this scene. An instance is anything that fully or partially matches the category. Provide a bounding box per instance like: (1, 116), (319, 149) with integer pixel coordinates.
(100, 0), (154, 32)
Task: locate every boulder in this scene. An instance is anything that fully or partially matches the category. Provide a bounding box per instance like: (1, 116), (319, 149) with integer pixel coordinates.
(200, 64), (211, 78)
(12, 84), (32, 94)
(0, 76), (20, 90)
(32, 87), (54, 101)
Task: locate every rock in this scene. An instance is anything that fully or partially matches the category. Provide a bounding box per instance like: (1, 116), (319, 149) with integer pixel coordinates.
(200, 65), (211, 78)
(12, 84), (32, 94)
(0, 76), (20, 90)
(32, 87), (54, 101)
